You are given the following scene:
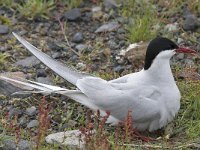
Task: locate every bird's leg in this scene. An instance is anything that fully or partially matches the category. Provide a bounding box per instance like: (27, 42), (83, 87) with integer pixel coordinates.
(122, 110), (154, 142)
(132, 129), (154, 142)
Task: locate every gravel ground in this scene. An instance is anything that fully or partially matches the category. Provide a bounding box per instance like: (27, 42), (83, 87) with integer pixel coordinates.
(0, 0), (200, 149)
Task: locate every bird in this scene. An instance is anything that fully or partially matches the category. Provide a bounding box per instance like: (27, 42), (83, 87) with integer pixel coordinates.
(0, 32), (197, 132)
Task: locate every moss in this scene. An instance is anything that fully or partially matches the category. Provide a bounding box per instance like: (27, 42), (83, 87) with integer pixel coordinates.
(0, 0), (16, 8)
(0, 16), (11, 25)
(64, 0), (83, 9)
(17, 0), (55, 20)
(177, 79), (200, 138)
(126, 12), (157, 42)
(120, 0), (158, 42)
(0, 53), (8, 70)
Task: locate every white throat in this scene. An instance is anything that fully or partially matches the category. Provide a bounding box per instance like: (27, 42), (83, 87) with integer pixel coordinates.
(145, 50), (176, 83)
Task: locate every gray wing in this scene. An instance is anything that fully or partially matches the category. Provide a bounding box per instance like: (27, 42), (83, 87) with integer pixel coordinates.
(76, 77), (161, 122)
(12, 32), (90, 85)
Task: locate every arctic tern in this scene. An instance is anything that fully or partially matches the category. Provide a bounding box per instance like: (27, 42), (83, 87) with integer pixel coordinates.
(0, 32), (197, 131)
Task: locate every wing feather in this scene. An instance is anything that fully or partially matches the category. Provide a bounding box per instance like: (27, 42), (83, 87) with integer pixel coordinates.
(12, 32), (90, 85)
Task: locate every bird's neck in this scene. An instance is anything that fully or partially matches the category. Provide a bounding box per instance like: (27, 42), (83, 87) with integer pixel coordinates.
(145, 58), (175, 83)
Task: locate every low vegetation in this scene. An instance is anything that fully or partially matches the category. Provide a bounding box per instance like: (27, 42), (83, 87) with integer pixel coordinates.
(0, 53), (8, 70)
(17, 0), (55, 20)
(120, 0), (158, 42)
(0, 0), (199, 149)
(0, 0), (83, 20)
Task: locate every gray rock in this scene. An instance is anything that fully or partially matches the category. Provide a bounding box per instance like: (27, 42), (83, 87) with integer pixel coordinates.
(183, 14), (199, 31)
(75, 44), (87, 51)
(19, 116), (28, 126)
(26, 106), (37, 116)
(8, 108), (23, 118)
(95, 22), (120, 33)
(117, 28), (125, 34)
(36, 69), (47, 77)
(72, 32), (84, 43)
(48, 43), (61, 51)
(0, 25), (9, 34)
(108, 40), (119, 50)
(113, 65), (124, 72)
(52, 52), (62, 59)
(119, 40), (125, 47)
(14, 56), (40, 68)
(84, 12), (92, 19)
(0, 72), (33, 96)
(82, 12), (92, 22)
(27, 119), (39, 128)
(64, 8), (81, 21)
(36, 77), (53, 85)
(69, 55), (78, 62)
(0, 80), (22, 96)
(45, 130), (84, 149)
(2, 138), (32, 150)
(104, 0), (120, 10)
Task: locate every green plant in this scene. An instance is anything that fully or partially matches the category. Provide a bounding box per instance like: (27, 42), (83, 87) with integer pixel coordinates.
(0, 16), (11, 25)
(127, 13), (157, 42)
(59, 0), (83, 9)
(120, 0), (158, 42)
(17, 0), (55, 20)
(119, 0), (136, 18)
(175, 67), (200, 138)
(189, 0), (200, 12)
(0, 53), (8, 70)
(0, 0), (17, 9)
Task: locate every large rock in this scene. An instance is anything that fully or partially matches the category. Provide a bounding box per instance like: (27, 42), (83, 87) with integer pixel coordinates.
(0, 25), (9, 34)
(14, 56), (40, 68)
(27, 119), (39, 128)
(0, 80), (22, 96)
(26, 106), (37, 116)
(36, 76), (53, 85)
(183, 14), (200, 31)
(103, 0), (120, 10)
(95, 22), (120, 33)
(182, 8), (200, 31)
(46, 130), (84, 149)
(2, 137), (32, 150)
(119, 42), (148, 67)
(64, 8), (81, 21)
(72, 32), (84, 43)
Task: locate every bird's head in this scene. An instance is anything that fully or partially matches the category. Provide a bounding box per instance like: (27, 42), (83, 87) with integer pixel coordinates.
(144, 37), (197, 70)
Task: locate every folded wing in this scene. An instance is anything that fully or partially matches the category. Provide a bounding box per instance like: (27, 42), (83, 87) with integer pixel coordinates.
(77, 77), (161, 122)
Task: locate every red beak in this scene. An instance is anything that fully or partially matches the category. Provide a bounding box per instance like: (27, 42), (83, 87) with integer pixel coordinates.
(175, 47), (197, 55)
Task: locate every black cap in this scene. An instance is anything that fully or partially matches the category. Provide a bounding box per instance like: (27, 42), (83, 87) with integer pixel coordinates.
(144, 37), (178, 70)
